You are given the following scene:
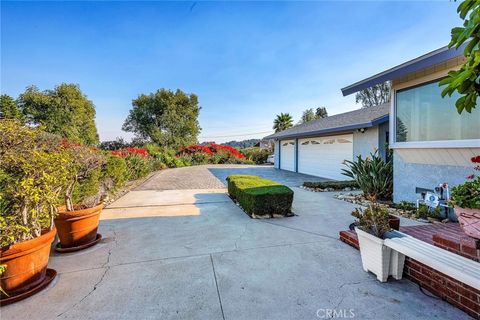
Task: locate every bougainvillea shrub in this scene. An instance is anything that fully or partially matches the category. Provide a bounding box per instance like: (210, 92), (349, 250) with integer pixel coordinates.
(209, 144), (245, 159)
(111, 147), (149, 158)
(176, 144), (249, 165)
(177, 145), (214, 156)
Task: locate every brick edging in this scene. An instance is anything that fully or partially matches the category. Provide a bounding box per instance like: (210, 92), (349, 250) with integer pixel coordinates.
(339, 230), (480, 319)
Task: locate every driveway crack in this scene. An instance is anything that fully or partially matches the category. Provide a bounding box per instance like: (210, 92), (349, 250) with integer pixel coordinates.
(210, 254), (226, 320)
(57, 226), (118, 318)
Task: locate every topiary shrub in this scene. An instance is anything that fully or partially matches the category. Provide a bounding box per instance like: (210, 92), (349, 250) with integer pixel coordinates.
(227, 175), (294, 218)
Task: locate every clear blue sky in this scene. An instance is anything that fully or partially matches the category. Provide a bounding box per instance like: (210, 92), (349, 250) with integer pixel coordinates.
(1, 1), (461, 143)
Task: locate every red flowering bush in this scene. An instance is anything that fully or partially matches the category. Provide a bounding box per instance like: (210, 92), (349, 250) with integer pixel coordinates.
(111, 147), (149, 158)
(177, 145), (214, 156)
(176, 144), (248, 165)
(209, 144), (245, 159)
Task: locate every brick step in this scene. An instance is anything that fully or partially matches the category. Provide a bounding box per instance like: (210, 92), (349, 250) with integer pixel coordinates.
(339, 228), (480, 318)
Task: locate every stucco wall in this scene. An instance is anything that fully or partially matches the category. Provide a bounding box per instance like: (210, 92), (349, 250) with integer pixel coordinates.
(353, 125), (380, 159)
(273, 140), (280, 169)
(393, 150), (474, 221)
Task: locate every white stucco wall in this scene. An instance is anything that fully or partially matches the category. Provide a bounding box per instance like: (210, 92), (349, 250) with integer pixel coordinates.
(352, 122), (389, 160)
(273, 140), (280, 169)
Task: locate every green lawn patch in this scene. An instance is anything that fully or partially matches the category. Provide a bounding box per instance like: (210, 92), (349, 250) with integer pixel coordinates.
(226, 175), (294, 218)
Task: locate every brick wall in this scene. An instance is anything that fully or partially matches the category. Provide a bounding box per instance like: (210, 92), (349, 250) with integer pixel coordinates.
(339, 229), (480, 319)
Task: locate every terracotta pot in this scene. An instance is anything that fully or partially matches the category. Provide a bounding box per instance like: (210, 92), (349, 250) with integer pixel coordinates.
(55, 203), (103, 248)
(388, 215), (400, 231)
(0, 228), (56, 298)
(454, 206), (480, 240)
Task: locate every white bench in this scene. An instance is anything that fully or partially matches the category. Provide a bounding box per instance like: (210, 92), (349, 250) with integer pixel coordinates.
(384, 230), (480, 291)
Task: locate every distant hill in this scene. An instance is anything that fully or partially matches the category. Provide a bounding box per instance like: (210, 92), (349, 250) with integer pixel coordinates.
(222, 139), (260, 148)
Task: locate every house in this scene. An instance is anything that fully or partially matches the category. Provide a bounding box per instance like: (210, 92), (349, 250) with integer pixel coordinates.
(341, 44), (480, 204)
(264, 104), (389, 180)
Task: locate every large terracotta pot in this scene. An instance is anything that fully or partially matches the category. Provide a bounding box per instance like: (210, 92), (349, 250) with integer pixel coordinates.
(55, 203), (103, 248)
(0, 228), (56, 298)
(454, 206), (480, 240)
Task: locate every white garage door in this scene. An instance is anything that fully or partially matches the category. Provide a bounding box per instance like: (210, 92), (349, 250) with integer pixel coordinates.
(298, 134), (353, 180)
(280, 140), (295, 171)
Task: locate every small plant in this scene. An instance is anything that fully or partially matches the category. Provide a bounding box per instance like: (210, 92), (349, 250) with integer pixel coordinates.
(395, 201), (416, 212)
(415, 204), (442, 220)
(342, 151), (393, 201)
(450, 156), (480, 209)
(351, 197), (391, 238)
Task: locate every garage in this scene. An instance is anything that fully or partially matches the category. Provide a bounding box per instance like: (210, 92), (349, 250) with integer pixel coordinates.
(298, 134), (353, 180)
(267, 104), (389, 180)
(280, 139), (295, 171)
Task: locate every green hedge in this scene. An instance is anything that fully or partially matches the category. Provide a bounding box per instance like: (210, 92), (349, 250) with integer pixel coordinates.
(303, 180), (358, 190)
(227, 175), (294, 217)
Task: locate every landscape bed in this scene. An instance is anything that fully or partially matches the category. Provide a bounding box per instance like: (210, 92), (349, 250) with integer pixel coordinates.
(227, 175), (294, 218)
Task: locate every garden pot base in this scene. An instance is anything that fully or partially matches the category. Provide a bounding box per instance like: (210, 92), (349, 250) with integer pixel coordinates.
(0, 268), (57, 307)
(55, 233), (102, 253)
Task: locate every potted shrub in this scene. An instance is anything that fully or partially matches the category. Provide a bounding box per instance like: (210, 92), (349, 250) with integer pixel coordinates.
(0, 121), (71, 304)
(54, 142), (106, 251)
(450, 156), (480, 239)
(352, 198), (395, 282)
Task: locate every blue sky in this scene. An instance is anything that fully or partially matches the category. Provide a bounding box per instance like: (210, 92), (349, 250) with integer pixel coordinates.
(1, 1), (461, 143)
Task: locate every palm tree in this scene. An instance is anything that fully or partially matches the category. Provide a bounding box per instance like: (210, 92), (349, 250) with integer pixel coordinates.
(273, 113), (293, 132)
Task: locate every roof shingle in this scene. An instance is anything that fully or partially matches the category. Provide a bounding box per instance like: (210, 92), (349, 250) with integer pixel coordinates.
(265, 103), (389, 140)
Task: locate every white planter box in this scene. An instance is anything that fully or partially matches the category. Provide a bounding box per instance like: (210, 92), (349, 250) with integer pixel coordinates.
(355, 227), (405, 282)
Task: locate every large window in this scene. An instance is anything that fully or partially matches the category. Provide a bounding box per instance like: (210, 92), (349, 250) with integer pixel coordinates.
(395, 80), (480, 143)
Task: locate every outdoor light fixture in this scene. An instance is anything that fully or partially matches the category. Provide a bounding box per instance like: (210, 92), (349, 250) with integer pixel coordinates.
(357, 128), (367, 133)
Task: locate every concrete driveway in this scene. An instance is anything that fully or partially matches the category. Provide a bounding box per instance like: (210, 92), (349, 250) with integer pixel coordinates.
(2, 165), (470, 319)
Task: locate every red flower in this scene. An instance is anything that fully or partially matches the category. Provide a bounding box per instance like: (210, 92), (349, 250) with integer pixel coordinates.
(467, 174), (475, 180)
(110, 147), (149, 158)
(471, 155), (480, 163)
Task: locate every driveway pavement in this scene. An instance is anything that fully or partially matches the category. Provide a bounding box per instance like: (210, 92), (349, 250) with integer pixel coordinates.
(2, 165), (470, 319)
(137, 164), (327, 190)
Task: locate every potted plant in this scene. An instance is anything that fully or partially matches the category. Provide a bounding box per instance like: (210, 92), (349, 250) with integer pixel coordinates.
(54, 142), (106, 251)
(450, 156), (480, 239)
(352, 197), (395, 282)
(0, 121), (71, 304)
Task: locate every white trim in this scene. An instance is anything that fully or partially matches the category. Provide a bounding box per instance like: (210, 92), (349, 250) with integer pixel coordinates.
(391, 139), (480, 149)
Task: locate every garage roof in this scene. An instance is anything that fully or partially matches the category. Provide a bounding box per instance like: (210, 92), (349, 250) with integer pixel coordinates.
(265, 103), (389, 140)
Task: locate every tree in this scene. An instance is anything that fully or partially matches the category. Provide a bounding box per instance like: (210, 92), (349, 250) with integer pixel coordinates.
(0, 94), (23, 122)
(298, 107), (328, 124)
(355, 81), (391, 108)
(123, 89), (201, 148)
(299, 108), (316, 123)
(440, 0), (480, 114)
(17, 84), (99, 145)
(273, 113), (293, 132)
(315, 107), (328, 119)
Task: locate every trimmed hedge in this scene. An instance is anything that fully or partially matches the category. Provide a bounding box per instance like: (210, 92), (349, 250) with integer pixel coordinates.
(303, 180), (358, 190)
(227, 175), (294, 217)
